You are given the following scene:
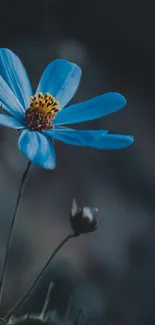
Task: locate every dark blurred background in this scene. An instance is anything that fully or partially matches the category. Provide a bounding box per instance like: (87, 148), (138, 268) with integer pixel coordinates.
(0, 0), (155, 324)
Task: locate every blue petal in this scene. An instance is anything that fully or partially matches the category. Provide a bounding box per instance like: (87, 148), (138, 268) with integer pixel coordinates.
(0, 48), (33, 109)
(53, 92), (126, 125)
(0, 76), (25, 120)
(44, 128), (134, 149)
(36, 59), (82, 109)
(88, 133), (134, 149)
(0, 114), (24, 129)
(18, 129), (56, 170)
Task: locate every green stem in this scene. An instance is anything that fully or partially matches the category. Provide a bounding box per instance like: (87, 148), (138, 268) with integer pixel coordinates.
(0, 161), (31, 311)
(5, 234), (77, 320)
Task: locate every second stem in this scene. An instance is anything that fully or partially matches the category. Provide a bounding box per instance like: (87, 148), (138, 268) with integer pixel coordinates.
(0, 161), (31, 311)
(5, 233), (77, 320)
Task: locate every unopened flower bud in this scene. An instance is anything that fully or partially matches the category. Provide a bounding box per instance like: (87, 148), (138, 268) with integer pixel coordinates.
(70, 198), (99, 236)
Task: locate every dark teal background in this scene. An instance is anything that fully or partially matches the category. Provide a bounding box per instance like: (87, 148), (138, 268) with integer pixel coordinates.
(0, 1), (154, 324)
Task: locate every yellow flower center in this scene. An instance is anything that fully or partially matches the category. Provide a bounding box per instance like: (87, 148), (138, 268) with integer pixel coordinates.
(25, 92), (61, 131)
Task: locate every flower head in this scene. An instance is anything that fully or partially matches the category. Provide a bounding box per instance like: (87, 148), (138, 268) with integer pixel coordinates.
(0, 48), (134, 169)
(70, 198), (99, 235)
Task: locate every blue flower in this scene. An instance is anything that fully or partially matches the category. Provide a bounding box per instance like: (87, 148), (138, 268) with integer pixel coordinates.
(0, 48), (134, 170)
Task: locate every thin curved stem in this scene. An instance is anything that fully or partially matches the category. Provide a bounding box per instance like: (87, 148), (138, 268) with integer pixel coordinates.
(0, 161), (31, 310)
(5, 233), (77, 320)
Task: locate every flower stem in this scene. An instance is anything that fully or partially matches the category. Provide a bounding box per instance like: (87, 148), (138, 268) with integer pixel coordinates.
(5, 233), (77, 321)
(0, 161), (31, 311)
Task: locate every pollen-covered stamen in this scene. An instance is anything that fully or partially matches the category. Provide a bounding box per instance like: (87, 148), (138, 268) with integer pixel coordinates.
(25, 92), (61, 131)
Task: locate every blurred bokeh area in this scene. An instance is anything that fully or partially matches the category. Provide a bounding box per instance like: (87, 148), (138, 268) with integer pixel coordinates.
(0, 0), (155, 324)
